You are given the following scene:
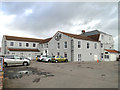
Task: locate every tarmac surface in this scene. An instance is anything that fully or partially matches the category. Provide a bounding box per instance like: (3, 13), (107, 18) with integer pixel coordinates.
(3, 61), (119, 88)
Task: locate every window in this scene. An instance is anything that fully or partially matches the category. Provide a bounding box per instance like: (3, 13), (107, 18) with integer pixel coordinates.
(41, 44), (43, 48)
(78, 41), (81, 48)
(10, 42), (14, 46)
(46, 43), (48, 48)
(57, 43), (60, 49)
(57, 52), (60, 56)
(87, 42), (89, 49)
(33, 43), (36, 47)
(26, 43), (29, 47)
(101, 35), (104, 39)
(94, 43), (97, 49)
(105, 55), (109, 59)
(64, 52), (67, 58)
(64, 41), (67, 48)
(101, 43), (103, 48)
(19, 43), (22, 47)
(101, 53), (103, 59)
(78, 54), (81, 61)
(105, 52), (108, 54)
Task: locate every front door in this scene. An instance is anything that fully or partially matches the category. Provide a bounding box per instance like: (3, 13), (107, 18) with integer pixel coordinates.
(78, 54), (81, 62)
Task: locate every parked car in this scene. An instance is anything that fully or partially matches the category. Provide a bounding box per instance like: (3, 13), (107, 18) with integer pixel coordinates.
(36, 55), (48, 62)
(51, 56), (68, 63)
(42, 56), (55, 62)
(4, 55), (31, 67)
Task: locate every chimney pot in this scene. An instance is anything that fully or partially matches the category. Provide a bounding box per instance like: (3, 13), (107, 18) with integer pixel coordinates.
(82, 30), (85, 34)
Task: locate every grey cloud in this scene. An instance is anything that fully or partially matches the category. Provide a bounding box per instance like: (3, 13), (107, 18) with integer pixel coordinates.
(2, 2), (118, 39)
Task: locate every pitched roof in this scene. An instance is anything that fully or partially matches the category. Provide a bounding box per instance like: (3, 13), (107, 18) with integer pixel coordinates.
(105, 49), (120, 53)
(58, 31), (99, 42)
(88, 34), (100, 41)
(40, 37), (52, 44)
(80, 30), (112, 36)
(4, 35), (43, 42)
(8, 48), (40, 52)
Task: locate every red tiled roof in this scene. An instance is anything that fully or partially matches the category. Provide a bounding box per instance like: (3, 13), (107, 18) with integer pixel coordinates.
(8, 48), (40, 52)
(105, 49), (120, 53)
(40, 37), (52, 43)
(58, 31), (99, 42)
(4, 35), (43, 42)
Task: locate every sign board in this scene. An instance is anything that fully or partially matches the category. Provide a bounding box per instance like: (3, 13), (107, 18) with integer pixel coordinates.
(0, 57), (3, 71)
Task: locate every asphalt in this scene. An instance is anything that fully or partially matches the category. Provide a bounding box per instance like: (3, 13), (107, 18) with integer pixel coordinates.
(3, 61), (119, 88)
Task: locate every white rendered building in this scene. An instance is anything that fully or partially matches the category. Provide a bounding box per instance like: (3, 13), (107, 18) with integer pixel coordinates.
(1, 30), (119, 61)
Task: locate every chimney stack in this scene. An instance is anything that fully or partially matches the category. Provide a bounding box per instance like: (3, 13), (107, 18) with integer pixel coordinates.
(82, 30), (85, 34)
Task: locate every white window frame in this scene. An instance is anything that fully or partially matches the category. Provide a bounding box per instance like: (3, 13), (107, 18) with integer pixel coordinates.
(101, 43), (103, 48)
(87, 42), (89, 49)
(10, 42), (14, 46)
(26, 43), (29, 47)
(57, 43), (60, 49)
(78, 54), (81, 61)
(19, 43), (22, 47)
(64, 41), (67, 49)
(94, 43), (97, 49)
(78, 41), (81, 48)
(33, 43), (36, 47)
(64, 52), (67, 58)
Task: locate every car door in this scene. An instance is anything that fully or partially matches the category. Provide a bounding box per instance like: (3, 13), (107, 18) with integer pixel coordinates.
(5, 55), (15, 65)
(56, 56), (60, 62)
(14, 56), (23, 65)
(60, 56), (64, 62)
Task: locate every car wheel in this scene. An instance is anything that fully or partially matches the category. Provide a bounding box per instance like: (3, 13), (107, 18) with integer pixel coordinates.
(4, 62), (7, 67)
(23, 62), (28, 66)
(48, 60), (51, 62)
(55, 60), (58, 63)
(65, 59), (68, 62)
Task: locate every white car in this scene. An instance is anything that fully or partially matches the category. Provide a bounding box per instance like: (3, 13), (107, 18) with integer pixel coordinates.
(4, 55), (31, 67)
(36, 55), (48, 62)
(42, 56), (52, 62)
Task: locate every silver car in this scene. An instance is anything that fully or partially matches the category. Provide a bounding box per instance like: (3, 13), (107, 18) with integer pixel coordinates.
(4, 55), (31, 67)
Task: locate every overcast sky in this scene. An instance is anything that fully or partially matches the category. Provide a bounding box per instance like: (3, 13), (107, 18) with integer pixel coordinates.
(0, 2), (118, 50)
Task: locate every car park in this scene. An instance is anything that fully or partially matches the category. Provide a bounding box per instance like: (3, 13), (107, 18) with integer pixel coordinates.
(4, 55), (31, 67)
(51, 56), (68, 63)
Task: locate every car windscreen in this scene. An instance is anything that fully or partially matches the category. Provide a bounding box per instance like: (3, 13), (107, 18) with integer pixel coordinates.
(47, 56), (51, 58)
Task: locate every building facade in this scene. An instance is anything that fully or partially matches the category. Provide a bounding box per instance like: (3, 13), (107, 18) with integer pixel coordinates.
(1, 30), (118, 61)
(1, 35), (42, 59)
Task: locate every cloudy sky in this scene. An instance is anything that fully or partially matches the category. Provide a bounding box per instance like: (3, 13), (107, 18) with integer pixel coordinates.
(0, 2), (118, 50)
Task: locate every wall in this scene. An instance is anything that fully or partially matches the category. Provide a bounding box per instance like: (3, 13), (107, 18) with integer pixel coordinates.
(48, 32), (72, 61)
(99, 33), (114, 61)
(7, 40), (39, 49)
(2, 37), (41, 59)
(73, 38), (101, 61)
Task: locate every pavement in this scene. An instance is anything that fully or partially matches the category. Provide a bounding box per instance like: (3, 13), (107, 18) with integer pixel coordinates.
(3, 61), (119, 88)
